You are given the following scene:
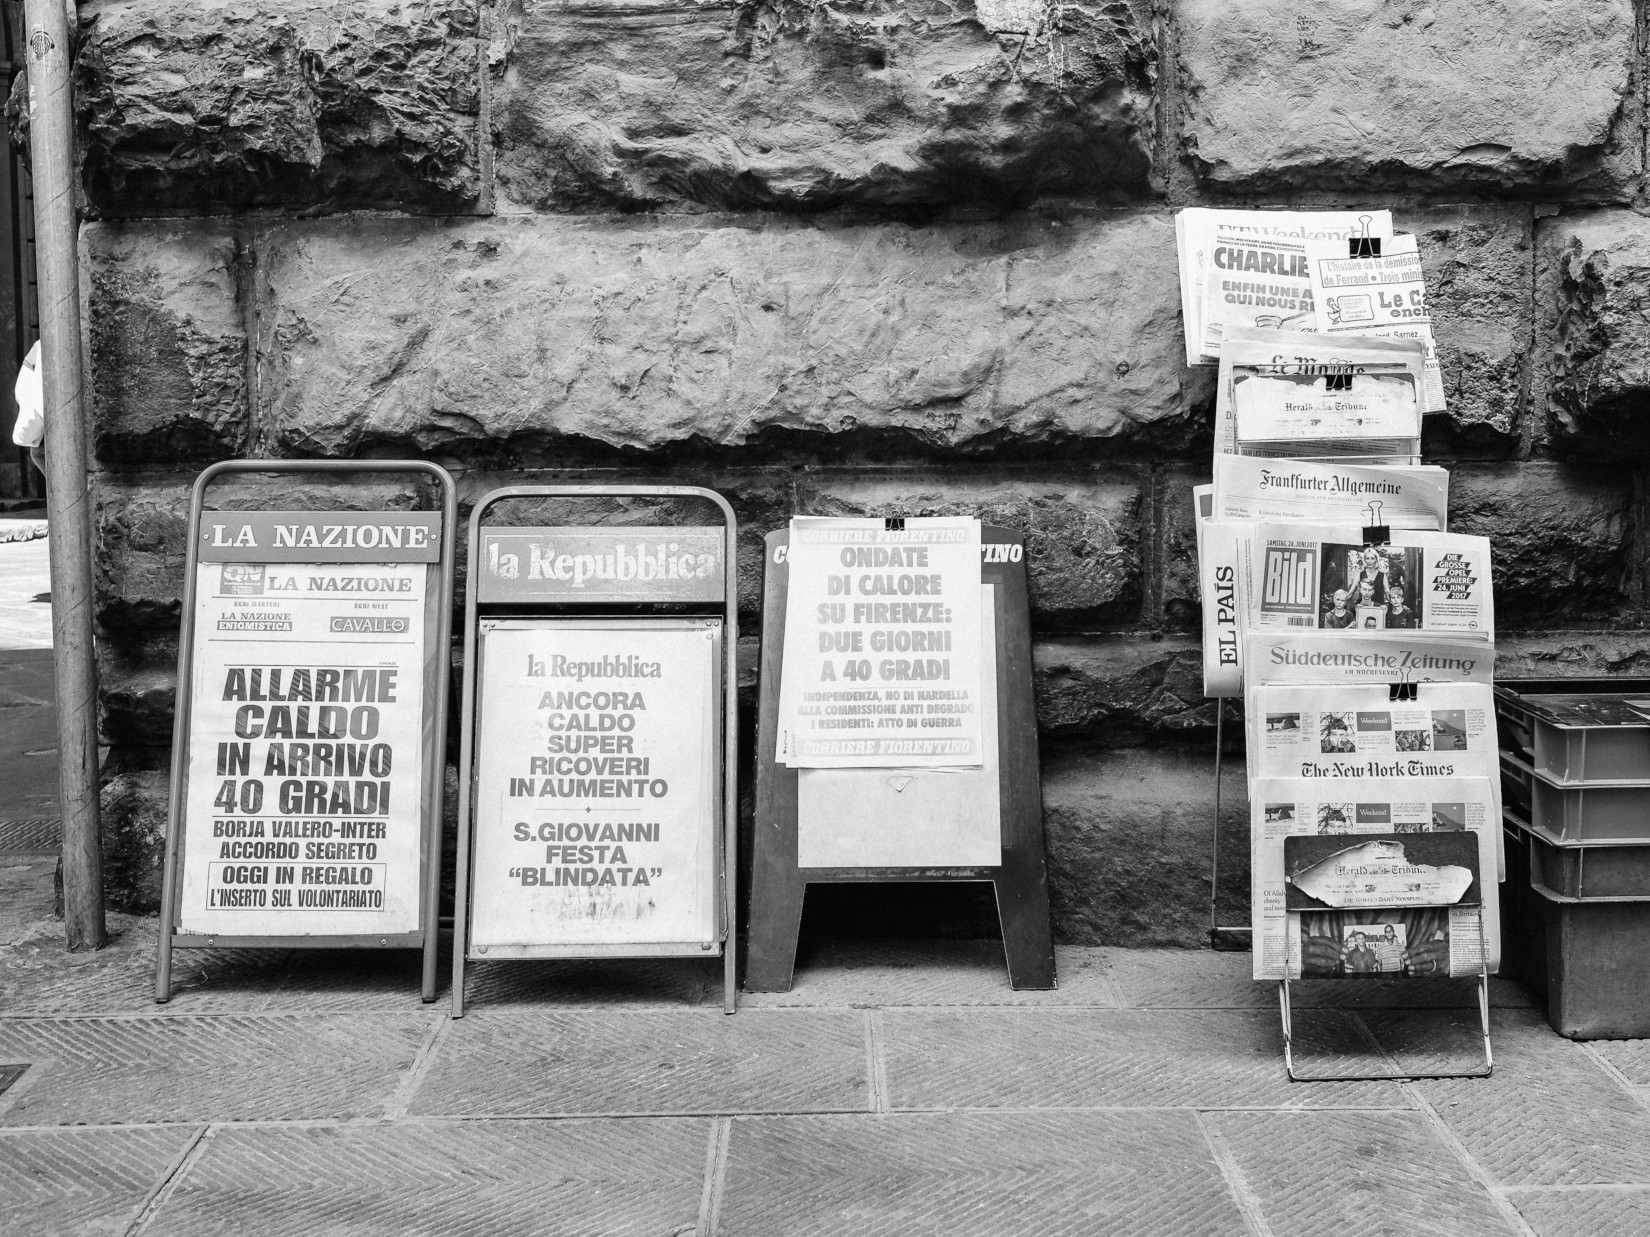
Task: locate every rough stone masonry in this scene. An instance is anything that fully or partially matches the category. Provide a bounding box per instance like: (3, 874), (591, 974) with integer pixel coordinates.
(66, 0), (1650, 945)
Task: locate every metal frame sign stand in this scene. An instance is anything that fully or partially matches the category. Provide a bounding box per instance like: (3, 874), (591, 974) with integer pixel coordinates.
(451, 487), (740, 1016)
(156, 460), (457, 1003)
(746, 523), (1056, 992)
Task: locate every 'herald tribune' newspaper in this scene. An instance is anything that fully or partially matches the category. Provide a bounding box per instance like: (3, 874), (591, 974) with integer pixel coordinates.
(1211, 456), (1448, 528)
(1250, 776), (1501, 980)
(1216, 328), (1425, 463)
(1177, 209), (1394, 366)
(1246, 682), (1504, 878)
(1244, 526), (1493, 641)
(1306, 233), (1445, 413)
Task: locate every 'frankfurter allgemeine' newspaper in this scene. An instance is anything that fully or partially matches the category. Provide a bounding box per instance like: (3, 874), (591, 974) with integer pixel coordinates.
(1211, 455), (1448, 528)
(1251, 776), (1500, 980)
(1216, 328), (1425, 462)
(1246, 681), (1504, 877)
(1177, 209), (1394, 366)
(1244, 526), (1493, 641)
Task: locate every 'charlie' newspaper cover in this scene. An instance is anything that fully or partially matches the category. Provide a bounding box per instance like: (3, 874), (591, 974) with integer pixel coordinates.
(1246, 681), (1505, 877)
(1250, 776), (1501, 980)
(1215, 328), (1425, 462)
(1244, 525), (1493, 640)
(1211, 456), (1447, 528)
(1176, 209), (1394, 366)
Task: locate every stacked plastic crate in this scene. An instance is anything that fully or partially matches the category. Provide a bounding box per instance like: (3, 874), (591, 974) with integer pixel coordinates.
(1498, 684), (1650, 1037)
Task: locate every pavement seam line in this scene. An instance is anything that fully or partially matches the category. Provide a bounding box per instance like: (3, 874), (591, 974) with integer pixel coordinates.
(380, 1011), (454, 1121)
(864, 1008), (890, 1113)
(1192, 1110), (1277, 1237)
(1092, 954), (1130, 1009)
(1577, 1040), (1650, 1115)
(1406, 1087), (1541, 1237)
(124, 1122), (212, 1237)
(696, 1116), (731, 1237)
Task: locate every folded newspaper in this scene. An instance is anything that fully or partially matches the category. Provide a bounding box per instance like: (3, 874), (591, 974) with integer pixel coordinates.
(1243, 631), (1494, 690)
(1244, 525), (1493, 640)
(1251, 776), (1501, 980)
(1177, 209), (1394, 366)
(1210, 456), (1448, 527)
(1215, 328), (1425, 462)
(1305, 233), (1445, 413)
(1246, 681), (1505, 877)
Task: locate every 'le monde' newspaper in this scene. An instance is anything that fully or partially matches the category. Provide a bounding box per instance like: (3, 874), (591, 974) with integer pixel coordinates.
(1251, 776), (1500, 981)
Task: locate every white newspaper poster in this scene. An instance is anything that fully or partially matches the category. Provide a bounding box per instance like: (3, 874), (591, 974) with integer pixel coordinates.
(797, 586), (1001, 868)
(468, 619), (719, 954)
(778, 516), (984, 768)
(1250, 776), (1500, 980)
(178, 511), (440, 938)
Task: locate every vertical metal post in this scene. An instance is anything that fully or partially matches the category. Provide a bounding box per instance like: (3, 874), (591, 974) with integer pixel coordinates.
(24, 0), (103, 950)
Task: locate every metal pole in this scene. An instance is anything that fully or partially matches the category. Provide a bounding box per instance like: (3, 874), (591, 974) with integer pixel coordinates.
(24, 0), (103, 950)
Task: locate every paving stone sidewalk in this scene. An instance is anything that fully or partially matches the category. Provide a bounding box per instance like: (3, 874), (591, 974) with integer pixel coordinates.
(3, 850), (1647, 1237)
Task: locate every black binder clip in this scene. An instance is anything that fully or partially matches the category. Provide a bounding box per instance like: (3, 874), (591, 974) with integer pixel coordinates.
(1325, 372), (1353, 392)
(1390, 672), (1418, 703)
(1349, 214), (1381, 258)
(1361, 500), (1389, 547)
(884, 517), (905, 532)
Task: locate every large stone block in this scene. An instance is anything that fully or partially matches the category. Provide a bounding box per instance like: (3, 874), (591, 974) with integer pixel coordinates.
(1496, 633), (1650, 681)
(1547, 210), (1650, 455)
(1176, 0), (1637, 195)
(77, 0), (482, 212)
(1448, 463), (1636, 626)
(797, 469), (1144, 628)
(255, 213), (1213, 459)
(1033, 636), (1212, 740)
(491, 0), (1156, 213)
(1043, 746), (1246, 946)
(85, 222), (247, 465)
(1403, 206), (1533, 455)
(95, 472), (433, 636)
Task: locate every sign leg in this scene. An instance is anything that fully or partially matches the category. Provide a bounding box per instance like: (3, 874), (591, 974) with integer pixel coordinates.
(744, 871), (807, 992)
(993, 867), (1056, 990)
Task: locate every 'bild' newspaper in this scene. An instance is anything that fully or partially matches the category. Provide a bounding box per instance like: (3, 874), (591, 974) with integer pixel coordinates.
(1244, 526), (1493, 640)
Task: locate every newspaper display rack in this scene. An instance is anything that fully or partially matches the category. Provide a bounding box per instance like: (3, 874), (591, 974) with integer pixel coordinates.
(156, 461), (457, 1003)
(451, 487), (740, 1016)
(1182, 210), (1501, 1080)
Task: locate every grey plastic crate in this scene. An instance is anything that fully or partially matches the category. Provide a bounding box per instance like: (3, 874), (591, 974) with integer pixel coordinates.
(1502, 751), (1650, 843)
(1496, 683), (1650, 785)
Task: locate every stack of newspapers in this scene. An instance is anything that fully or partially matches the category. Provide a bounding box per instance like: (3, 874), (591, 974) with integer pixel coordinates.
(1185, 208), (1501, 984)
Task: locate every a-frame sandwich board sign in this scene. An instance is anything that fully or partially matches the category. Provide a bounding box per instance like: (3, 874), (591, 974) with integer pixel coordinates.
(746, 522), (1056, 992)
(452, 486), (740, 1015)
(156, 460), (457, 1003)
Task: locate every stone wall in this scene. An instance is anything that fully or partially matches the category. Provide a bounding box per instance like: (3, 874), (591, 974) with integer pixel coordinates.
(71, 0), (1650, 944)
